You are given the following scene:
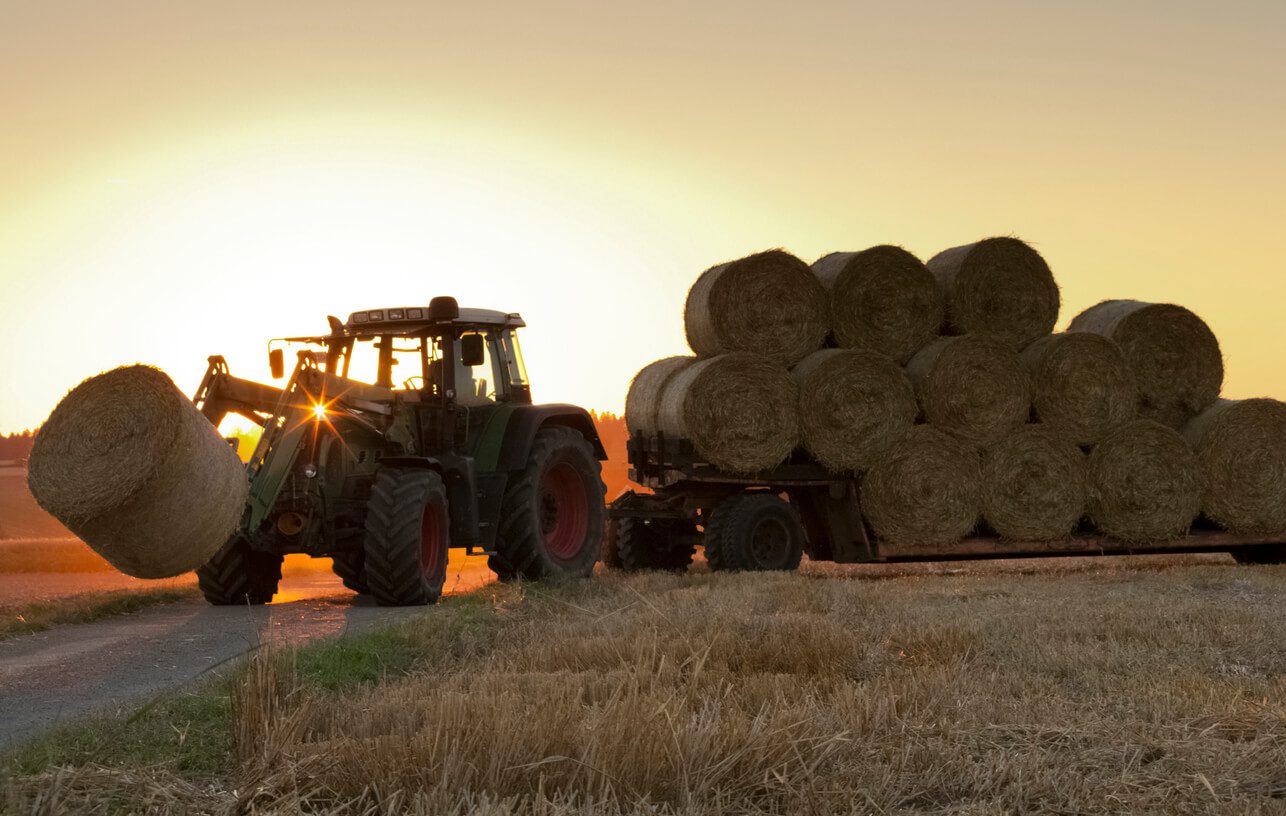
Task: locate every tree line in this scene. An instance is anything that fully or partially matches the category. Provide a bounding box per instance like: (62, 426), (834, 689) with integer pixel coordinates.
(0, 430), (35, 462)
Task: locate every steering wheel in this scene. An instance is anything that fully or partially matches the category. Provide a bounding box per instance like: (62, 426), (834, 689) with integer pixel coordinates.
(403, 376), (424, 390)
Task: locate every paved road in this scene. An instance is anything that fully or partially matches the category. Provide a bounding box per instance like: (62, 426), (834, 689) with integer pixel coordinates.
(0, 556), (496, 747)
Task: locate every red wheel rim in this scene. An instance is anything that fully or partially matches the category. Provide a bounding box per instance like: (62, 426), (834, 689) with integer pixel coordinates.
(541, 462), (588, 561)
(420, 499), (444, 580)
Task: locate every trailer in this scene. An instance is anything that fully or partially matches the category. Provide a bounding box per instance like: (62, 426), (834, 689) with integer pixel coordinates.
(603, 432), (1286, 572)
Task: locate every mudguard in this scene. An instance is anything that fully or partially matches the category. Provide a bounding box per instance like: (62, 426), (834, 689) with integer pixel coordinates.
(494, 404), (607, 472)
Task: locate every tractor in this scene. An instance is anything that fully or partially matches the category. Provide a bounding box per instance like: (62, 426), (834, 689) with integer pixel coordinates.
(192, 296), (606, 606)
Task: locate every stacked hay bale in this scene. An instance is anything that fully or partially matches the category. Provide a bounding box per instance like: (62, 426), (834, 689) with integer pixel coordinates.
(627, 250), (824, 473)
(628, 235), (1283, 548)
(26, 365), (249, 578)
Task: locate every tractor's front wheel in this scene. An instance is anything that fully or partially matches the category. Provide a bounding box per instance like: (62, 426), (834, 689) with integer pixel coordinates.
(329, 548), (369, 593)
(196, 536), (282, 605)
(493, 426), (605, 580)
(363, 467), (450, 606)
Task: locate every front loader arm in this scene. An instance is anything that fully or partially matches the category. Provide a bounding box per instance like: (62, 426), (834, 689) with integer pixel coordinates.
(193, 355), (285, 428)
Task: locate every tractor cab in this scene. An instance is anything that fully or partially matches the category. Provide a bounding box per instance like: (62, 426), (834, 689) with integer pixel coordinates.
(269, 296), (532, 407)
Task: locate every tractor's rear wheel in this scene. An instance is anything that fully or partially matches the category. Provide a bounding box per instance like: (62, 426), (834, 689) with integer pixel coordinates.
(196, 536), (283, 605)
(617, 517), (698, 572)
(363, 467), (450, 606)
(702, 494), (804, 572)
(329, 548), (369, 593)
(493, 426), (605, 580)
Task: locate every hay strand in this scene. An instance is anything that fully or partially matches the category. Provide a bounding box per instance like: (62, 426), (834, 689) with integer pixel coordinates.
(1086, 420), (1200, 542)
(655, 353), (799, 473)
(981, 424), (1087, 540)
(684, 249), (827, 366)
(27, 365), (249, 578)
(1021, 332), (1137, 446)
(1183, 398), (1286, 534)
(905, 335), (1032, 446)
(926, 237), (1060, 349)
(861, 425), (981, 545)
(791, 348), (917, 472)
(811, 246), (944, 363)
(1067, 300), (1222, 429)
(624, 356), (696, 437)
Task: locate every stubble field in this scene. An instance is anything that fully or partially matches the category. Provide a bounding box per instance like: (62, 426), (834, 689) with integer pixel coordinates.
(6, 552), (1286, 815)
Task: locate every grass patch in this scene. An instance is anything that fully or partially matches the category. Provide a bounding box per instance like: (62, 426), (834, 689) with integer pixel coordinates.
(5, 679), (233, 778)
(0, 587), (199, 642)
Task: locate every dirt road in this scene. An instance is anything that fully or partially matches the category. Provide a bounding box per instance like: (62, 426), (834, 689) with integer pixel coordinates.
(0, 554), (496, 747)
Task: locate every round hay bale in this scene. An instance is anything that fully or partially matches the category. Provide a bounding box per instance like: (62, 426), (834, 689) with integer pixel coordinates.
(1183, 398), (1286, 534)
(1086, 420), (1200, 542)
(624, 356), (696, 437)
(1020, 332), (1137, 446)
(861, 425), (981, 545)
(905, 335), (1032, 447)
(791, 348), (917, 472)
(26, 365), (249, 579)
(981, 424), (1087, 540)
(684, 249), (827, 366)
(1066, 300), (1222, 429)
(811, 246), (944, 363)
(926, 237), (1060, 349)
(655, 353), (799, 474)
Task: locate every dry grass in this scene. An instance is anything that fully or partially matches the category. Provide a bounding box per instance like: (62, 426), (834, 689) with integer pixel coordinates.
(7, 558), (1286, 814)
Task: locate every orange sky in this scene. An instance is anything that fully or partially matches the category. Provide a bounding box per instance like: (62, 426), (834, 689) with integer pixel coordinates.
(2, 1), (1283, 433)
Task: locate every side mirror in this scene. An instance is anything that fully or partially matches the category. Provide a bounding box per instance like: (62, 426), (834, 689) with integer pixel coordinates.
(461, 334), (485, 367)
(269, 348), (285, 379)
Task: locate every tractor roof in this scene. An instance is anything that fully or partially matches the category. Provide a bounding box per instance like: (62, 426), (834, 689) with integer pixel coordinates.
(280, 307), (525, 345)
(345, 306), (525, 332)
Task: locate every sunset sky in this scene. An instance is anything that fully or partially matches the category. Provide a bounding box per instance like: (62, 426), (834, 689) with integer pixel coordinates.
(2, 1), (1283, 434)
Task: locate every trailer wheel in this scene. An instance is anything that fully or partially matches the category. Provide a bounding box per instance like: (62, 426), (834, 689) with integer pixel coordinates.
(601, 518), (624, 570)
(329, 548), (369, 593)
(616, 518), (697, 573)
(703, 494), (804, 572)
(363, 467), (450, 606)
(1230, 545), (1286, 565)
(196, 536), (282, 605)
(495, 426), (605, 580)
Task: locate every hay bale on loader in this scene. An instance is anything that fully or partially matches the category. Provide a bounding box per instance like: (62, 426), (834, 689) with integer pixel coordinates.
(905, 335), (1032, 447)
(624, 356), (696, 436)
(1183, 398), (1286, 534)
(861, 425), (981, 545)
(684, 249), (827, 366)
(1020, 332), (1137, 446)
(655, 353), (799, 474)
(1086, 419), (1200, 542)
(926, 237), (1060, 350)
(811, 246), (944, 363)
(26, 365), (248, 579)
(1067, 300), (1222, 429)
(982, 424), (1087, 540)
(791, 348), (917, 472)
